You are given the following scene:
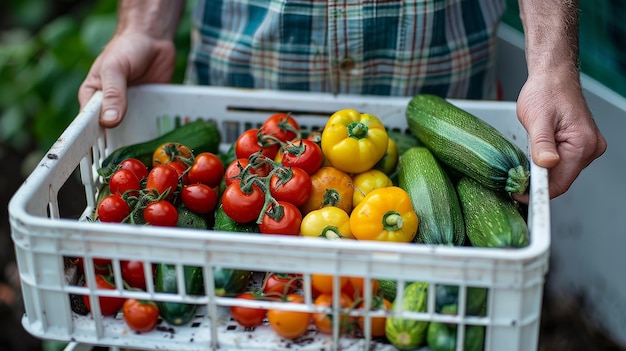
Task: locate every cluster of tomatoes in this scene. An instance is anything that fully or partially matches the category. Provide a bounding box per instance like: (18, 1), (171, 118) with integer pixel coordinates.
(222, 112), (324, 234)
(231, 271), (392, 340)
(96, 143), (224, 226)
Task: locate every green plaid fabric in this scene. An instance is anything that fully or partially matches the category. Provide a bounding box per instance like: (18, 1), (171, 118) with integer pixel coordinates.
(186, 0), (504, 99)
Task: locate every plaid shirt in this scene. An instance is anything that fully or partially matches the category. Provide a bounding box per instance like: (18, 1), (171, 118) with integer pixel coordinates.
(186, 0), (504, 99)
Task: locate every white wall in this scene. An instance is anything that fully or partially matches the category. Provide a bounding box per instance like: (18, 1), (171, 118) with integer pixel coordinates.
(496, 25), (626, 346)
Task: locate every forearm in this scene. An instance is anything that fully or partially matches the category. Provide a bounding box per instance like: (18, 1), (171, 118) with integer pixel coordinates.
(518, 0), (580, 77)
(116, 0), (185, 39)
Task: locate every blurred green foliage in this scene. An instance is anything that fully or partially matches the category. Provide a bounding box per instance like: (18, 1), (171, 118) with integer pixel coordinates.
(0, 0), (191, 152)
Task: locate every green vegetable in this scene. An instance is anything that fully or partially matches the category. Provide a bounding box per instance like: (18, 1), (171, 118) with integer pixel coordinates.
(385, 282), (430, 350)
(213, 268), (252, 297)
(427, 315), (485, 351)
(387, 130), (422, 155)
(99, 119), (220, 176)
(176, 204), (209, 229)
(155, 264), (204, 326)
(213, 203), (259, 233)
(398, 147), (465, 246)
(377, 279), (398, 302)
(406, 94), (530, 194)
(435, 285), (487, 317)
(456, 176), (530, 248)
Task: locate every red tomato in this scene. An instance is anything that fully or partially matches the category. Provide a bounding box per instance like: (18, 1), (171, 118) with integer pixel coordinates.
(235, 128), (280, 160)
(224, 158), (250, 186)
(267, 293), (311, 340)
(312, 293), (355, 334)
(144, 200), (178, 227)
(262, 273), (300, 297)
(230, 292), (267, 328)
(83, 275), (126, 316)
(146, 164), (179, 197)
(221, 182), (265, 223)
(97, 195), (130, 223)
(109, 169), (141, 197)
(188, 152), (224, 188)
(168, 160), (190, 185)
(259, 201), (302, 236)
(261, 113), (300, 143)
(122, 298), (160, 332)
(118, 158), (149, 180)
(269, 167), (312, 207)
(181, 183), (218, 214)
(71, 257), (111, 275)
(280, 139), (324, 175)
(121, 260), (150, 291)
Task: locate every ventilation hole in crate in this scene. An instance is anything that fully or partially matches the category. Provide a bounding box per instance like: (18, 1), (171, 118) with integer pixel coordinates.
(226, 325), (237, 331)
(226, 106), (334, 118)
(191, 322), (201, 328)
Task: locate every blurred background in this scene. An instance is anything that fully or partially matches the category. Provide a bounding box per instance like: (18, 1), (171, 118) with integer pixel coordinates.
(0, 0), (625, 350)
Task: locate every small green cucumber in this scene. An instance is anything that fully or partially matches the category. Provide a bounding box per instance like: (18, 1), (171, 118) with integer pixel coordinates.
(398, 147), (465, 246)
(100, 119), (220, 176)
(406, 94), (530, 194)
(155, 264), (204, 326)
(385, 282), (430, 350)
(456, 176), (530, 248)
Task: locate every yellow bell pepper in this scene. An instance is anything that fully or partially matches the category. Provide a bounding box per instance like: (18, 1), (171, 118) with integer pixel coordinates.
(321, 109), (389, 174)
(352, 169), (394, 208)
(349, 186), (418, 243)
(300, 206), (353, 239)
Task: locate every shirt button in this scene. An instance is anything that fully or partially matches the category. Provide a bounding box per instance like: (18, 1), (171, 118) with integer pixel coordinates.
(339, 57), (355, 71)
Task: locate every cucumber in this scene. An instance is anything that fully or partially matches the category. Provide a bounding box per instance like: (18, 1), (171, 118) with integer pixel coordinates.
(377, 279), (398, 303)
(214, 268), (252, 297)
(406, 94), (530, 195)
(385, 282), (429, 350)
(398, 147), (465, 246)
(427, 317), (485, 351)
(213, 203), (259, 233)
(99, 119), (221, 176)
(456, 176), (530, 248)
(435, 285), (487, 316)
(176, 204), (210, 229)
(155, 263), (204, 326)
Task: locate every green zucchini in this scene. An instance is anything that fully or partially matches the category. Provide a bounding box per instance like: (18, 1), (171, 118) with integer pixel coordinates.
(398, 147), (465, 246)
(456, 176), (530, 248)
(213, 203), (259, 233)
(406, 94), (530, 195)
(427, 313), (485, 351)
(385, 282), (430, 350)
(435, 285), (487, 317)
(155, 264), (204, 326)
(99, 119), (221, 176)
(214, 268), (252, 297)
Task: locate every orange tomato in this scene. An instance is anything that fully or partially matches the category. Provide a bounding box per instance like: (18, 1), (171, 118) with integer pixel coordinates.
(300, 167), (354, 215)
(342, 276), (380, 300)
(311, 274), (349, 295)
(152, 142), (193, 167)
(312, 293), (355, 334)
(357, 296), (392, 338)
(267, 294), (311, 340)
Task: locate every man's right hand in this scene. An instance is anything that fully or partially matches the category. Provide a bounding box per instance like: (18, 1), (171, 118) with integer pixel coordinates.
(78, 32), (177, 128)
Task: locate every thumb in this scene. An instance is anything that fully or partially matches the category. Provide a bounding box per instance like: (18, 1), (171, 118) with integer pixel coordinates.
(99, 70), (128, 129)
(527, 121), (560, 169)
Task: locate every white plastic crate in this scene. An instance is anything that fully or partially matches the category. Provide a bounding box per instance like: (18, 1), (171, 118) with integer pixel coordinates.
(8, 84), (550, 351)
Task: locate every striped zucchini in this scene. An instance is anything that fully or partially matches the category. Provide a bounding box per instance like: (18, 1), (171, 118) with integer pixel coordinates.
(406, 94), (530, 195)
(456, 176), (530, 248)
(398, 147), (465, 246)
